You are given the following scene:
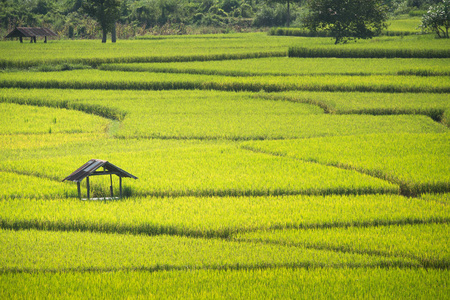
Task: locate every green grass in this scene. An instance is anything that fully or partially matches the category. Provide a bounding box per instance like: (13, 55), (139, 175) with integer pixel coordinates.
(1, 268), (448, 299)
(0, 144), (399, 198)
(0, 103), (110, 134)
(0, 34), (291, 68)
(0, 32), (449, 297)
(1, 194), (447, 238)
(2, 89), (446, 140)
(269, 91), (450, 123)
(234, 223), (450, 268)
(387, 17), (422, 33)
(0, 229), (417, 273)
(0, 171), (75, 199)
(242, 133), (450, 196)
(99, 57), (450, 76)
(1, 33), (448, 68)
(1, 70), (449, 93)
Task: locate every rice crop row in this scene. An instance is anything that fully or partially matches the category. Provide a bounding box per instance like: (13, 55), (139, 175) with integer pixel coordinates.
(234, 223), (450, 268)
(264, 91), (450, 124)
(1, 70), (449, 93)
(117, 114), (444, 141)
(0, 133), (102, 151)
(1, 194), (447, 238)
(1, 268), (448, 299)
(0, 103), (110, 135)
(0, 34), (293, 68)
(0, 89), (126, 121)
(98, 57), (450, 77)
(0, 145), (399, 198)
(0, 171), (75, 200)
(420, 193), (450, 205)
(387, 17), (422, 32)
(2, 33), (447, 69)
(242, 133), (450, 196)
(269, 27), (419, 37)
(1, 89), (446, 140)
(0, 228), (420, 274)
(289, 47), (450, 58)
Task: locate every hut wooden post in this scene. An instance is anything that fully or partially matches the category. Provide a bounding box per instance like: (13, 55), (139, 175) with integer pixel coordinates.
(119, 176), (123, 198)
(77, 182), (81, 199)
(30, 37), (33, 43)
(19, 36), (23, 43)
(110, 174), (114, 198)
(86, 176), (90, 200)
(44, 36), (47, 43)
(33, 36), (36, 43)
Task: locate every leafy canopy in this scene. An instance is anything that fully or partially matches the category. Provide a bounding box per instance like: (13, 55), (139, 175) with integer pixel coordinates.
(303, 0), (388, 44)
(83, 0), (121, 40)
(420, 0), (450, 38)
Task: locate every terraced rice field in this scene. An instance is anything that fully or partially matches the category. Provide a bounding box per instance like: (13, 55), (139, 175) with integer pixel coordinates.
(0, 32), (449, 298)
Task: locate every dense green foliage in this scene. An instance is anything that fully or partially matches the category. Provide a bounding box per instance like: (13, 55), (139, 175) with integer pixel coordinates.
(0, 0), (441, 40)
(302, 0), (388, 44)
(420, 0), (450, 38)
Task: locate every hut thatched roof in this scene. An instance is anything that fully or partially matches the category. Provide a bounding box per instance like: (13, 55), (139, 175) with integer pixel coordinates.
(5, 27), (57, 38)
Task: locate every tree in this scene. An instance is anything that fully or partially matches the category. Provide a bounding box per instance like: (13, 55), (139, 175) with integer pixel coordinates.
(420, 0), (449, 38)
(83, 0), (121, 42)
(269, 0), (303, 27)
(303, 0), (388, 44)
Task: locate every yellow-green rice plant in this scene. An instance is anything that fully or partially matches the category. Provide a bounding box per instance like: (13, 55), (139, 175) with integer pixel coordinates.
(0, 70), (448, 93)
(0, 103), (110, 134)
(1, 195), (448, 238)
(0, 144), (399, 198)
(242, 133), (450, 196)
(1, 268), (449, 299)
(234, 223), (450, 268)
(99, 57), (450, 77)
(0, 228), (419, 273)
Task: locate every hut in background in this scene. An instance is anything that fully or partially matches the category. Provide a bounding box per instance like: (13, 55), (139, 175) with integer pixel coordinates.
(5, 27), (57, 43)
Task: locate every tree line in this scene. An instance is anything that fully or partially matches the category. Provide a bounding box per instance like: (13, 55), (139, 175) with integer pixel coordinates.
(0, 0), (445, 41)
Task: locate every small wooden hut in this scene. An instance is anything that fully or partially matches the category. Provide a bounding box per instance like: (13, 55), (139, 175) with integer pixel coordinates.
(63, 159), (138, 200)
(5, 27), (57, 43)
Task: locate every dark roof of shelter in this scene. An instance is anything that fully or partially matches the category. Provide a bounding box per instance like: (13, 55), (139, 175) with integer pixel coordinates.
(5, 27), (58, 38)
(63, 159), (138, 183)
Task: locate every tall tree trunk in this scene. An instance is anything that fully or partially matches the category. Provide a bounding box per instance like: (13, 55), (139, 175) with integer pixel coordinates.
(112, 23), (117, 43)
(102, 28), (107, 43)
(287, 1), (290, 27)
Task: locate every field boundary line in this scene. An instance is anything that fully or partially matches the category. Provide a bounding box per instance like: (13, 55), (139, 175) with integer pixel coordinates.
(1, 78), (449, 94)
(3, 214), (448, 240)
(0, 96), (126, 121)
(0, 258), (421, 275)
(240, 146), (416, 196)
(234, 235), (448, 269)
(0, 51), (287, 69)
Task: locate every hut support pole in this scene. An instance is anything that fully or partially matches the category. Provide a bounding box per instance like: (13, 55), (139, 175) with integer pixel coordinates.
(119, 176), (122, 198)
(19, 37), (23, 43)
(77, 182), (81, 199)
(110, 174), (114, 198)
(33, 36), (36, 43)
(44, 36), (47, 43)
(86, 176), (90, 200)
